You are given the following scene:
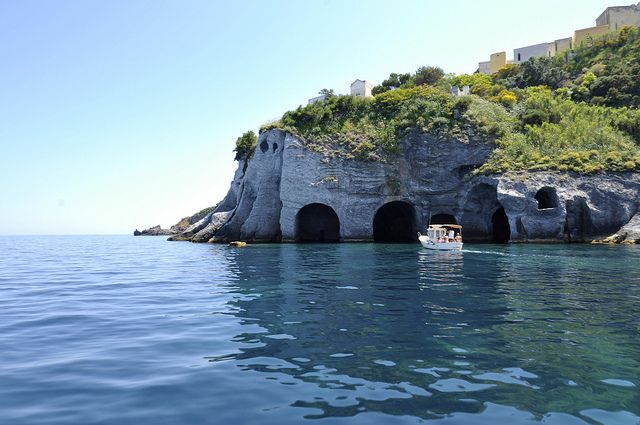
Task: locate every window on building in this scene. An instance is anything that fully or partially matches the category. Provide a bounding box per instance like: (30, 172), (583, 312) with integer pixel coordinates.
(517, 53), (521, 61)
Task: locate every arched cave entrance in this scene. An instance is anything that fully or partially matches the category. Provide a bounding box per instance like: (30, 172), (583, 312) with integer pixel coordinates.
(373, 201), (417, 243)
(296, 203), (340, 243)
(491, 207), (511, 243)
(430, 213), (458, 225)
(535, 187), (559, 210)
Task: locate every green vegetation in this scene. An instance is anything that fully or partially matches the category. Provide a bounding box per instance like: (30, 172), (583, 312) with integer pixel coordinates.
(174, 206), (215, 230)
(372, 66), (445, 95)
(233, 130), (258, 161)
(477, 87), (640, 174)
(243, 27), (640, 174)
(265, 85), (513, 161)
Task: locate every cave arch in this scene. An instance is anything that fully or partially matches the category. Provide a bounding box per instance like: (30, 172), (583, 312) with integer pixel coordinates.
(296, 203), (340, 242)
(373, 201), (417, 243)
(492, 207), (511, 243)
(535, 187), (559, 210)
(430, 213), (458, 225)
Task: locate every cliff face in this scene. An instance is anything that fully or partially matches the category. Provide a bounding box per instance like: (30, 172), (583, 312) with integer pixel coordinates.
(170, 129), (640, 244)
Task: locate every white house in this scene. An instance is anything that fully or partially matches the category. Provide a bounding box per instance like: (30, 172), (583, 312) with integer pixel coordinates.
(308, 94), (327, 105)
(350, 79), (373, 98)
(451, 85), (470, 96)
(513, 42), (554, 63)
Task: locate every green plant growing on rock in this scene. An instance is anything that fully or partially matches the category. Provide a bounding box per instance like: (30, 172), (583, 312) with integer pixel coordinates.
(234, 130), (258, 161)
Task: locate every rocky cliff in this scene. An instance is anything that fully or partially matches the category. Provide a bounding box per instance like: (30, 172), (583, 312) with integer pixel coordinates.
(169, 128), (640, 244)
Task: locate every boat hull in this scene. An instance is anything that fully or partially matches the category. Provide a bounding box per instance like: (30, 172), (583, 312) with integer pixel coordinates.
(418, 236), (463, 251)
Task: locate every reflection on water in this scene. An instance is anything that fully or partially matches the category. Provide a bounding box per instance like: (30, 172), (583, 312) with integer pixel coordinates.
(0, 237), (638, 424)
(220, 243), (640, 423)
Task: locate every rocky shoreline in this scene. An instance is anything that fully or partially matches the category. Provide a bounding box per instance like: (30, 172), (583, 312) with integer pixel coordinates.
(156, 129), (639, 245)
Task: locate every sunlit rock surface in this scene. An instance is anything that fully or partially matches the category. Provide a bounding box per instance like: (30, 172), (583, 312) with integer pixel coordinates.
(170, 129), (640, 244)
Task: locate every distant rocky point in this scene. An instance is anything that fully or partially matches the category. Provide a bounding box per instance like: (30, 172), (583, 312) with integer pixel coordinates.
(133, 225), (174, 236)
(134, 206), (215, 237)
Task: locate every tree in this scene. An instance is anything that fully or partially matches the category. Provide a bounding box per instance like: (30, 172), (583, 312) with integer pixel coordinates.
(319, 88), (335, 97)
(233, 130), (258, 161)
(414, 66), (444, 86)
(372, 72), (412, 95)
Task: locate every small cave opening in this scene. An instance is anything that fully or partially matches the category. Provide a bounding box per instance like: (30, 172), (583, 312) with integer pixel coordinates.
(491, 207), (511, 243)
(373, 201), (417, 243)
(296, 203), (340, 243)
(535, 187), (559, 210)
(260, 140), (269, 153)
(272, 143), (278, 152)
(430, 213), (458, 225)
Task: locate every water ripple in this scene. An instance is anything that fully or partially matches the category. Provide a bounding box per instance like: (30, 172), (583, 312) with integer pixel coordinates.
(0, 237), (639, 424)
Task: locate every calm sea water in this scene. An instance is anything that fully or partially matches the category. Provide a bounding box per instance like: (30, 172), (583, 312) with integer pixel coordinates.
(1, 236), (639, 425)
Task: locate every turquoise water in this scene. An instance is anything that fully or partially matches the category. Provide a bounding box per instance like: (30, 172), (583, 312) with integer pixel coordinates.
(1, 236), (639, 424)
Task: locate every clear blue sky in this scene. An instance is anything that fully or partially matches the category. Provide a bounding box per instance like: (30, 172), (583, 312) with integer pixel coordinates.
(0, 0), (615, 234)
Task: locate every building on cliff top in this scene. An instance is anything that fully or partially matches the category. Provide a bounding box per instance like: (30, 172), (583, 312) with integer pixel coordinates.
(477, 2), (640, 73)
(596, 2), (640, 30)
(478, 52), (507, 75)
(350, 79), (373, 98)
(573, 24), (611, 48)
(308, 94), (327, 105)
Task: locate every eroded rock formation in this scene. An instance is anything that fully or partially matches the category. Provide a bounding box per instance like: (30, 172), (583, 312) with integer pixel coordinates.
(134, 225), (174, 236)
(170, 129), (640, 244)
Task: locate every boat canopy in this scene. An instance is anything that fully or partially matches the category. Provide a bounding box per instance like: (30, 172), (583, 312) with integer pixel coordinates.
(428, 224), (462, 229)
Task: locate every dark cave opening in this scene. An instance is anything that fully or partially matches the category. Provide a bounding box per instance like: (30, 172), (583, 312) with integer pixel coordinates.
(430, 213), (458, 225)
(296, 203), (340, 243)
(535, 187), (559, 210)
(373, 201), (417, 243)
(492, 207), (511, 243)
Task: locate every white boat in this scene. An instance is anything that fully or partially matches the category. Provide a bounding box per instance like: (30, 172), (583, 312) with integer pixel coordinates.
(418, 224), (463, 251)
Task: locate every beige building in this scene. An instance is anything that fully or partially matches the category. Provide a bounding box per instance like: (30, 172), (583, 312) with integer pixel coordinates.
(553, 37), (573, 54)
(475, 3), (639, 74)
(489, 52), (507, 73)
(573, 25), (610, 48)
(350, 80), (373, 98)
(596, 2), (640, 30)
(478, 52), (507, 74)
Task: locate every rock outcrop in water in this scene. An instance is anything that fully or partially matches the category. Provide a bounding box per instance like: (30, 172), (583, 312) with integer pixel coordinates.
(169, 128), (640, 244)
(134, 225), (174, 236)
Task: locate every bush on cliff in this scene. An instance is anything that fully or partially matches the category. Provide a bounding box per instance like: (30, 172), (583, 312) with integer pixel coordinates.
(234, 131), (258, 161)
(269, 86), (514, 160)
(477, 87), (640, 174)
(371, 65), (445, 95)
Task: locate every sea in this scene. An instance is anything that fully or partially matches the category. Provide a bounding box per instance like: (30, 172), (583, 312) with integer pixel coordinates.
(0, 235), (638, 425)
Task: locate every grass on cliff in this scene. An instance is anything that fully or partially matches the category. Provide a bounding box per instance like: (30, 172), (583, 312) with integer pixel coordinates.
(261, 86), (514, 161)
(477, 86), (640, 174)
(241, 27), (640, 174)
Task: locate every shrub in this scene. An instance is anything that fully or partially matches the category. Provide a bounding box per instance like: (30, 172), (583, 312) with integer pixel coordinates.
(233, 131), (258, 161)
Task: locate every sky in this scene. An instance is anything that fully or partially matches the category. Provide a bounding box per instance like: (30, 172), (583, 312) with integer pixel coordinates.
(0, 0), (616, 234)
